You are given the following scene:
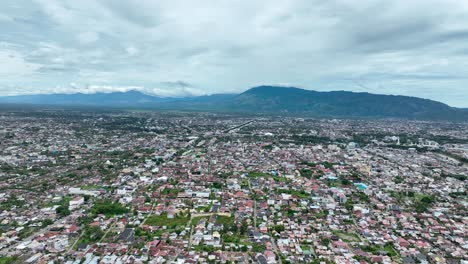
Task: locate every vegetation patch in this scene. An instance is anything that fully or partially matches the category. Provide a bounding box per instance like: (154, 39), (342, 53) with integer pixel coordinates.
(0, 256), (18, 264)
(276, 188), (310, 199)
(216, 215), (234, 227)
(91, 200), (128, 217)
(332, 230), (361, 242)
(145, 213), (189, 228)
(413, 194), (435, 213)
(77, 225), (104, 245)
(441, 173), (466, 181)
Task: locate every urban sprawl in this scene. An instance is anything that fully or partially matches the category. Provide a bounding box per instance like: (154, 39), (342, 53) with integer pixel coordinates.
(0, 110), (466, 264)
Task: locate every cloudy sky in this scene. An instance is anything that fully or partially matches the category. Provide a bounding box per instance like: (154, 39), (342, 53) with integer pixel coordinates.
(1, 0), (468, 106)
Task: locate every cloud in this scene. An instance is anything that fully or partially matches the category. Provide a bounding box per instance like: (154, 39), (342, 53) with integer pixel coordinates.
(125, 46), (139, 56)
(0, 0), (467, 106)
(84, 85), (142, 94)
(0, 49), (42, 77)
(160, 81), (192, 88)
(77, 31), (99, 45)
(0, 13), (12, 22)
(145, 86), (204, 97)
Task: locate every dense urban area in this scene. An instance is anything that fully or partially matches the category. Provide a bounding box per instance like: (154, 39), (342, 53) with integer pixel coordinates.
(0, 108), (466, 264)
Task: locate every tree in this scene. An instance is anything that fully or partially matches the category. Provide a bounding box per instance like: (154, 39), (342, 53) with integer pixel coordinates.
(240, 220), (248, 235)
(340, 178), (350, 185)
(420, 195), (434, 204)
(320, 237), (331, 246)
(212, 182), (222, 189)
(414, 194), (435, 213)
(252, 243), (266, 252)
(209, 192), (216, 200)
(230, 223), (238, 233)
(91, 200), (128, 216)
(42, 219), (54, 226)
(394, 176), (403, 184)
(83, 225), (104, 242)
(274, 225), (285, 233)
(56, 205), (70, 217)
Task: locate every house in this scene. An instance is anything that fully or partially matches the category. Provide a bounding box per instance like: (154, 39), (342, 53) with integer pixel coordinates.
(119, 228), (135, 244)
(257, 255), (268, 264)
(69, 196), (84, 210)
(398, 238), (410, 248)
(264, 250), (276, 263)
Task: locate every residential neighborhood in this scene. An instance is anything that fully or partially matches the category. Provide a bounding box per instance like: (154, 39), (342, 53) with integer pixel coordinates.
(0, 110), (466, 264)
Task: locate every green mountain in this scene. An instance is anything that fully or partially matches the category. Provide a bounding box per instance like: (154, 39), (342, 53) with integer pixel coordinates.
(228, 86), (467, 120)
(0, 86), (466, 121)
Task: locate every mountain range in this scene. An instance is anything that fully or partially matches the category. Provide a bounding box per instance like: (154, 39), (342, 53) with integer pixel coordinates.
(1, 86), (467, 121)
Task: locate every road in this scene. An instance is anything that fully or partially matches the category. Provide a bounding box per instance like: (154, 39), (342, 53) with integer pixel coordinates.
(188, 214), (194, 248)
(98, 220), (116, 244)
(167, 215), (194, 264)
(223, 120), (254, 133)
(139, 202), (156, 227)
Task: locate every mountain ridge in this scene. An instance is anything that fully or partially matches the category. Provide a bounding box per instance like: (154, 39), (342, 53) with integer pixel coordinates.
(231, 86), (460, 120)
(0, 86), (466, 121)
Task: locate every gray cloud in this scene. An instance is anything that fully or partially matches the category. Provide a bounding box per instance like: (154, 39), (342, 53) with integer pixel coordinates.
(160, 81), (193, 88)
(0, 0), (467, 106)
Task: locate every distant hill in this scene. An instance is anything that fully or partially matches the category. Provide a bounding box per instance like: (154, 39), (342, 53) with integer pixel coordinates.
(0, 90), (167, 106)
(0, 91), (235, 107)
(0, 86), (466, 121)
(230, 86), (468, 120)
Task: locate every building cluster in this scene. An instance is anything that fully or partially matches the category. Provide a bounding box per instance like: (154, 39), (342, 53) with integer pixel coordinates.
(0, 110), (466, 264)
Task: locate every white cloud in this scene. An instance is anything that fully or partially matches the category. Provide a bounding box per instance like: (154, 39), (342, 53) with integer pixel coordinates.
(0, 0), (467, 106)
(77, 31), (99, 45)
(85, 85), (142, 94)
(0, 49), (41, 77)
(144, 86), (205, 97)
(125, 46), (139, 56)
(0, 13), (12, 22)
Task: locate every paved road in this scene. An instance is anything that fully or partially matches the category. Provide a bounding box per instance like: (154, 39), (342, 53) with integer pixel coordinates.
(188, 215), (194, 248)
(139, 202), (156, 227)
(66, 229), (85, 254)
(98, 220), (116, 244)
(167, 217), (193, 264)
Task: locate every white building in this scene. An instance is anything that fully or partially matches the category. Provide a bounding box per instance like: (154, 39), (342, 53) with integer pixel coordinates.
(69, 196), (84, 210)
